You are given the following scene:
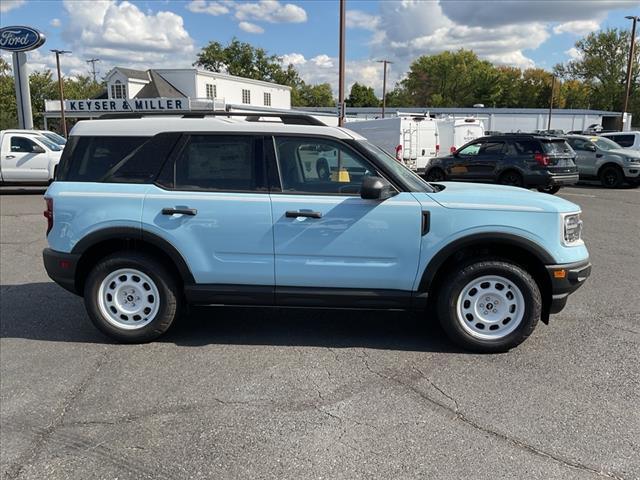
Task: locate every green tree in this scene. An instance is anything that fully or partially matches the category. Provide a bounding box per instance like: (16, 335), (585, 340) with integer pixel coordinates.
(384, 85), (411, 107)
(562, 79), (591, 109)
(296, 83), (335, 107)
(63, 75), (105, 101)
(494, 66), (522, 107)
(346, 82), (379, 107)
(0, 58), (17, 130)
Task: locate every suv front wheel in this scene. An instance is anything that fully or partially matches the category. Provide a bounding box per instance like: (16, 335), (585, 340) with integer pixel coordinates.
(437, 259), (541, 352)
(84, 252), (181, 342)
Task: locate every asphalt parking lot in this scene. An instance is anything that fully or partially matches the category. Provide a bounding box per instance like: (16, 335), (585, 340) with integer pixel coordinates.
(1, 185), (638, 480)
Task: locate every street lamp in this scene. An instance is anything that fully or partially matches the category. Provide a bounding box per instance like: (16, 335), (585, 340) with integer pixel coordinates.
(622, 15), (639, 131)
(51, 49), (71, 137)
(377, 59), (393, 118)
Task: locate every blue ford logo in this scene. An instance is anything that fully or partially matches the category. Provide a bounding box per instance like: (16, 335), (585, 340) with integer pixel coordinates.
(0, 26), (46, 52)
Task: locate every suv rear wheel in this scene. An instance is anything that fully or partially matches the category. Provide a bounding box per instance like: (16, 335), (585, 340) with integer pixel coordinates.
(436, 259), (541, 352)
(426, 168), (446, 182)
(536, 185), (561, 194)
(84, 252), (181, 342)
(599, 165), (624, 188)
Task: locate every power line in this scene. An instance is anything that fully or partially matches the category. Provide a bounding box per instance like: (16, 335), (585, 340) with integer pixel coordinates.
(86, 58), (100, 83)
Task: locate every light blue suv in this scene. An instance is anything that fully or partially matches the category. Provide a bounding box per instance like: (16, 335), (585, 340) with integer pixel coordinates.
(43, 113), (591, 352)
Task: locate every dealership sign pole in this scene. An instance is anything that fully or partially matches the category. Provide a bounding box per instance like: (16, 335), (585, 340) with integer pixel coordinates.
(0, 26), (46, 129)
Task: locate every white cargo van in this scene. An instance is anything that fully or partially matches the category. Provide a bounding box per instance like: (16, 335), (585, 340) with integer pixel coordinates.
(436, 117), (485, 156)
(345, 113), (439, 173)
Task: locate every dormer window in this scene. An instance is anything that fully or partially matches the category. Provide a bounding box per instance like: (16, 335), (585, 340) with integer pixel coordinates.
(110, 80), (127, 99)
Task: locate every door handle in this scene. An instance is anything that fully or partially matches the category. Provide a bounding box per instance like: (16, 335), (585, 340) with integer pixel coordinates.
(162, 207), (197, 216)
(5, 155), (15, 159)
(596, 154), (603, 158)
(285, 210), (322, 219)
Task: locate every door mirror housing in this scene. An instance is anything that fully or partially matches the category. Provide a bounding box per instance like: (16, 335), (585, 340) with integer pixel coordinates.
(585, 143), (597, 152)
(32, 145), (46, 154)
(361, 175), (394, 200)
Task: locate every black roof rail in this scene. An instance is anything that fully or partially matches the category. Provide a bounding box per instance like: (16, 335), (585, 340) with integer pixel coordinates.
(96, 111), (327, 126)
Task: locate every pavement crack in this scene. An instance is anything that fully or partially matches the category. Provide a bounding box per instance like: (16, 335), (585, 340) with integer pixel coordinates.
(3, 349), (111, 480)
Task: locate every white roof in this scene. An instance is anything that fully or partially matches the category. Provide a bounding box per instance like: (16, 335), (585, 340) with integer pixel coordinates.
(69, 117), (365, 140)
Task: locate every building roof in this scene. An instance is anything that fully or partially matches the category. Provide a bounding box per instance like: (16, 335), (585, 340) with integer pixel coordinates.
(295, 106), (623, 116)
(114, 67), (150, 81)
(154, 68), (292, 90)
(135, 70), (186, 98)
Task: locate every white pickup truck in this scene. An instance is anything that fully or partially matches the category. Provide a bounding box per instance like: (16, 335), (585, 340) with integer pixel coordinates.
(0, 130), (63, 184)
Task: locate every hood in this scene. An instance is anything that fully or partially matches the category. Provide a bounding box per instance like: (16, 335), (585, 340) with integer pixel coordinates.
(611, 148), (640, 160)
(424, 182), (580, 214)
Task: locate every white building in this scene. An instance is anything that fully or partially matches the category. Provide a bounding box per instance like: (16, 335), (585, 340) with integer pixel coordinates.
(44, 66), (291, 126)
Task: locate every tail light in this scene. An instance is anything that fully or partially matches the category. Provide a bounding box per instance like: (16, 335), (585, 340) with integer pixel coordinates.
(436, 144), (440, 154)
(534, 153), (550, 166)
(450, 146), (456, 154)
(395, 144), (403, 161)
(44, 197), (53, 235)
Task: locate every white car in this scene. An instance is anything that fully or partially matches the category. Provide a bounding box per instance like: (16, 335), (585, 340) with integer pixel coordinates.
(0, 130), (63, 184)
(600, 131), (640, 152)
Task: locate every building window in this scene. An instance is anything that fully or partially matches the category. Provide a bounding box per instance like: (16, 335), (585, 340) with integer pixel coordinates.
(264, 92), (271, 107)
(242, 89), (251, 104)
(206, 83), (216, 99)
(110, 80), (127, 99)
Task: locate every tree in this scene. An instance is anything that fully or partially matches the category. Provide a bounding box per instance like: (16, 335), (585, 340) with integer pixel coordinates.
(346, 82), (379, 107)
(296, 83), (335, 107)
(384, 84), (411, 107)
(554, 28), (639, 113)
(0, 58), (17, 130)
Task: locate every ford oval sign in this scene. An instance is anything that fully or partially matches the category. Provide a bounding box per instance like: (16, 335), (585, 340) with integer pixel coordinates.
(0, 26), (46, 52)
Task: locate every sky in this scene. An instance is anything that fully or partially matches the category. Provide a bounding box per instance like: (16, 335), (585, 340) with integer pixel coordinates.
(1, 0), (639, 95)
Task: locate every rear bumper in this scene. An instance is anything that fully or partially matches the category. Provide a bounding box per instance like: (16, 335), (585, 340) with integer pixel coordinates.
(526, 171), (579, 187)
(43, 248), (81, 295)
(546, 259), (591, 314)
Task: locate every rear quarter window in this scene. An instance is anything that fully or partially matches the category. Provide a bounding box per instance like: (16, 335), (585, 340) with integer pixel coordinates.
(603, 135), (634, 148)
(542, 140), (572, 155)
(59, 136), (148, 182)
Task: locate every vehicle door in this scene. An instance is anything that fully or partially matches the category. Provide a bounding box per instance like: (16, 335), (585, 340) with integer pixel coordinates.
(141, 134), (276, 297)
(1, 135), (50, 182)
(448, 140), (504, 180)
(269, 135), (423, 298)
(567, 138), (597, 176)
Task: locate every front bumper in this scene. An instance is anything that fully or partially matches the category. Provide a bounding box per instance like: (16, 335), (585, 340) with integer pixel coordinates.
(623, 164), (640, 179)
(43, 248), (81, 295)
(546, 259), (591, 314)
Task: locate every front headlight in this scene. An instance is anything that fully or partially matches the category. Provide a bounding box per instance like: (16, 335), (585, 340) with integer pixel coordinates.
(562, 212), (583, 245)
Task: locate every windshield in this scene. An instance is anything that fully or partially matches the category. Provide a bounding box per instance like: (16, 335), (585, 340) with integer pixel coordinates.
(592, 137), (623, 151)
(34, 135), (63, 151)
(356, 140), (434, 192)
(41, 131), (66, 145)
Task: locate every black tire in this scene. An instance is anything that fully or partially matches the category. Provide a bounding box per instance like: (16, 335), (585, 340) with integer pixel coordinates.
(498, 170), (524, 188)
(83, 251), (181, 343)
(536, 185), (561, 194)
(436, 259), (541, 353)
(426, 168), (446, 182)
(599, 165), (624, 188)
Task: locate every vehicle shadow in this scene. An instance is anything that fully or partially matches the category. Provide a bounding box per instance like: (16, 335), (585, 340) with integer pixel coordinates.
(0, 282), (462, 353)
(0, 187), (48, 195)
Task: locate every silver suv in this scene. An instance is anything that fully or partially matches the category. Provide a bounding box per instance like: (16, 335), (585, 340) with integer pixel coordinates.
(565, 134), (640, 187)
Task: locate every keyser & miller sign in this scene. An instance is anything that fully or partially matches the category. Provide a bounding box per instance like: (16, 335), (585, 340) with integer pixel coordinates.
(64, 98), (187, 112)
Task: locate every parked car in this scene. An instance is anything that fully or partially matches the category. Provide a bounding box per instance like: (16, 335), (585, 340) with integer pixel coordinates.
(424, 134), (579, 194)
(599, 131), (640, 152)
(38, 130), (67, 147)
(43, 113), (590, 352)
(564, 134), (640, 187)
(346, 113), (439, 174)
(0, 129), (63, 184)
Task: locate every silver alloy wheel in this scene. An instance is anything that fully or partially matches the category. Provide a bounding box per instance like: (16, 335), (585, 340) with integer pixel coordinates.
(97, 268), (160, 330)
(455, 275), (525, 340)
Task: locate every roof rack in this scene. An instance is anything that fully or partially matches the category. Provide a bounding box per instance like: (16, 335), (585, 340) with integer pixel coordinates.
(96, 111), (327, 126)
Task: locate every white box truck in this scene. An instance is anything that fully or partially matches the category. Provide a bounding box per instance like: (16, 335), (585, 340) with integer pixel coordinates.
(345, 113), (439, 174)
(435, 117), (485, 156)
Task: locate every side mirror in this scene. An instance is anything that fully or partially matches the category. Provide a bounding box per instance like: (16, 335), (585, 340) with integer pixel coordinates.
(586, 144), (597, 152)
(32, 145), (46, 154)
(361, 175), (394, 200)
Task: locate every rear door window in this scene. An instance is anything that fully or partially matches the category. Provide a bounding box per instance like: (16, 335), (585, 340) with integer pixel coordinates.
(604, 135), (634, 147)
(62, 136), (148, 181)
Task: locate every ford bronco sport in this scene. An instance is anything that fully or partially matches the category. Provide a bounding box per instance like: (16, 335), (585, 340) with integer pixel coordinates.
(43, 113), (591, 352)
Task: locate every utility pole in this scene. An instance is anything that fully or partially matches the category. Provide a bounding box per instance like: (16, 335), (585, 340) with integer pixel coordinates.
(51, 49), (71, 137)
(86, 58), (100, 83)
(377, 59), (392, 118)
(622, 15), (639, 131)
(547, 74), (556, 131)
(338, 0), (346, 127)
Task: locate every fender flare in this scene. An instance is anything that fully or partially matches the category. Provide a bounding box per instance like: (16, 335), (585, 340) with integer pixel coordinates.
(71, 226), (195, 284)
(418, 232), (555, 292)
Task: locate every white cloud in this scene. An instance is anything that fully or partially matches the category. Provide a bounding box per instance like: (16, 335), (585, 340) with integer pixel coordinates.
(238, 21), (264, 34)
(311, 54), (333, 68)
(281, 52), (306, 65)
(553, 20), (600, 35)
(565, 47), (584, 61)
(58, 0), (195, 73)
(50, 18), (62, 28)
(0, 0), (25, 13)
(235, 0), (307, 23)
(346, 10), (380, 31)
(185, 0), (229, 16)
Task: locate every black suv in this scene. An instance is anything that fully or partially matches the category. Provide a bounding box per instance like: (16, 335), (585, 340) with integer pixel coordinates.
(425, 134), (579, 194)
